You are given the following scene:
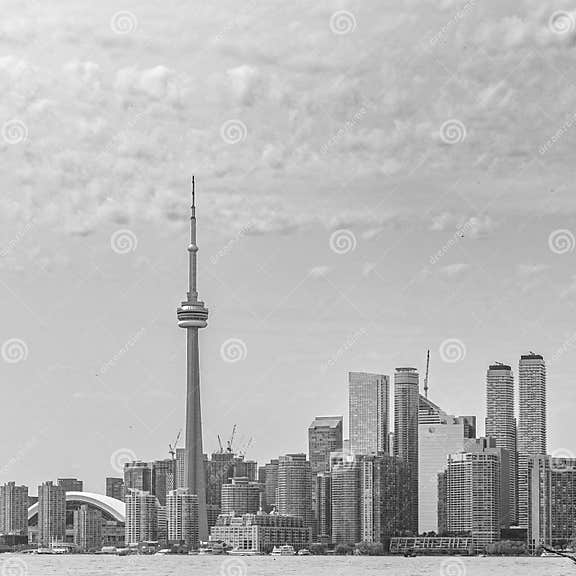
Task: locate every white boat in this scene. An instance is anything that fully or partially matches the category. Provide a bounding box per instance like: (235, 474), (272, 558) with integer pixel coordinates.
(297, 549), (311, 556)
(228, 548), (261, 556)
(271, 545), (296, 556)
(155, 549), (172, 555)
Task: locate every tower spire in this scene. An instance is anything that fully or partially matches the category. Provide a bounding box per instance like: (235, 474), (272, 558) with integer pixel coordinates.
(188, 175), (198, 301)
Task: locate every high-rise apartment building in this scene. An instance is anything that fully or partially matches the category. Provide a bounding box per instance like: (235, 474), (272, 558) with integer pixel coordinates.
(221, 477), (261, 516)
(57, 478), (83, 493)
(418, 396), (476, 532)
(73, 505), (102, 551)
(394, 367), (419, 533)
(167, 488), (199, 550)
(38, 481), (66, 548)
(124, 461), (153, 493)
(152, 459), (176, 507)
(262, 459), (279, 511)
(315, 473), (331, 544)
(175, 448), (186, 490)
(0, 482), (29, 536)
(331, 457), (360, 545)
(308, 416), (343, 475)
(106, 478), (125, 502)
(349, 372), (389, 455)
(125, 490), (158, 545)
(518, 354), (546, 528)
(277, 454), (313, 537)
(486, 363), (517, 525)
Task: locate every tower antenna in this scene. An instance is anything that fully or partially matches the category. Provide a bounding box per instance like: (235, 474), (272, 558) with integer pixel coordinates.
(191, 175), (196, 209)
(424, 349), (430, 399)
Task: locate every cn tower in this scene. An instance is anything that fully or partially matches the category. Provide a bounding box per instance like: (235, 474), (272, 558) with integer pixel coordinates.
(177, 176), (209, 540)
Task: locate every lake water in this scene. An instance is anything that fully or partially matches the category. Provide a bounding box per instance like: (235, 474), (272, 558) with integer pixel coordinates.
(0, 554), (569, 576)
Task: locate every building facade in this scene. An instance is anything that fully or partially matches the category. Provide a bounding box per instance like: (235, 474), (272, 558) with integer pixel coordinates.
(486, 363), (517, 525)
(331, 458), (360, 545)
(124, 461), (153, 493)
(167, 489), (199, 550)
(57, 478), (83, 493)
(394, 367), (419, 533)
(125, 490), (158, 545)
(262, 459), (279, 512)
(38, 482), (66, 548)
(349, 372), (389, 455)
(221, 477), (261, 516)
(106, 478), (125, 502)
(210, 511), (310, 553)
(309, 416), (343, 475)
(518, 354), (546, 529)
(315, 473), (331, 544)
(0, 482), (28, 537)
(277, 454), (313, 537)
(152, 459), (176, 507)
(73, 505), (102, 551)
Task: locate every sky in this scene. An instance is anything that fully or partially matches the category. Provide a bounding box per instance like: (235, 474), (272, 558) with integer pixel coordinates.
(1, 0), (576, 493)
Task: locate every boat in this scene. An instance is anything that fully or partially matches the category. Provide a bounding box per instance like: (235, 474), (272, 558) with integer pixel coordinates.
(228, 548), (261, 556)
(297, 549), (311, 556)
(271, 545), (296, 556)
(155, 549), (172, 555)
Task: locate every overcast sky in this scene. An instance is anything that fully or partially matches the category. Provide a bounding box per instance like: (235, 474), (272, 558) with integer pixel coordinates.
(1, 0), (576, 492)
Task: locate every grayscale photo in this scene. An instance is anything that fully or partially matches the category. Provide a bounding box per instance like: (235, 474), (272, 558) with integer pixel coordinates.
(0, 1), (575, 575)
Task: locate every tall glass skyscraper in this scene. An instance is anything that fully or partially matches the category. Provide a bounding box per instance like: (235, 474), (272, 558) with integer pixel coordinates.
(349, 372), (389, 455)
(486, 363), (517, 525)
(308, 416), (343, 475)
(518, 353), (546, 528)
(394, 367), (419, 532)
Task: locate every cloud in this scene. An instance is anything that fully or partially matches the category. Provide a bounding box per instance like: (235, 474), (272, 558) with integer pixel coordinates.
(308, 265), (331, 279)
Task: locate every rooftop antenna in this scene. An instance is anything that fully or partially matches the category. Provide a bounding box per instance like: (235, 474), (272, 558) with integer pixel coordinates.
(191, 175), (196, 208)
(424, 350), (430, 399)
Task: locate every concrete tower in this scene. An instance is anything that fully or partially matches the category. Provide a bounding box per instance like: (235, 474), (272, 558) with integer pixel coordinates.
(177, 177), (209, 540)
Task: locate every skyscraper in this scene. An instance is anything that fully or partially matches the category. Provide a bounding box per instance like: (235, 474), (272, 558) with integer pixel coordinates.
(167, 488), (199, 550)
(418, 396), (476, 532)
(349, 372), (389, 455)
(394, 367), (419, 532)
(518, 353), (546, 528)
(331, 458), (360, 545)
(262, 459), (279, 511)
(152, 459), (176, 507)
(221, 477), (261, 516)
(277, 454), (313, 539)
(308, 416), (343, 475)
(38, 481), (66, 548)
(125, 490), (158, 545)
(73, 505), (102, 551)
(177, 177), (209, 540)
(0, 482), (28, 536)
(106, 477), (125, 502)
(486, 363), (517, 524)
(315, 473), (331, 544)
(175, 448), (186, 490)
(57, 478), (83, 493)
(124, 461), (153, 493)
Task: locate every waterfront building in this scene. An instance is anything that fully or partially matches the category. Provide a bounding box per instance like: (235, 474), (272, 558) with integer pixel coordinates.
(210, 511), (310, 553)
(73, 505), (102, 551)
(486, 363), (517, 525)
(315, 473), (331, 544)
(0, 482), (28, 536)
(262, 459), (278, 511)
(105, 478), (125, 502)
(152, 459), (176, 507)
(175, 448), (186, 490)
(176, 178), (210, 540)
(349, 372), (389, 455)
(418, 395), (476, 532)
(221, 477), (261, 516)
(167, 489), (199, 550)
(445, 443), (501, 552)
(277, 454), (313, 537)
(124, 461), (153, 493)
(309, 416), (343, 475)
(518, 353), (547, 528)
(38, 482), (66, 547)
(390, 536), (473, 555)
(125, 490), (158, 545)
(331, 456), (360, 545)
(394, 367), (419, 533)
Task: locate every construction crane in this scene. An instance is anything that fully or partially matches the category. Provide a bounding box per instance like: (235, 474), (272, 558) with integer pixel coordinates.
(424, 349), (430, 399)
(238, 437), (253, 458)
(226, 424), (237, 454)
(168, 429), (182, 460)
(217, 435), (224, 454)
